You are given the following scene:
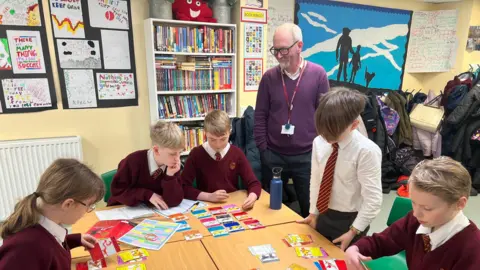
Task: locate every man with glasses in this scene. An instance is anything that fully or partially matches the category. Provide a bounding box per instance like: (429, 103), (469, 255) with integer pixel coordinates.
(254, 23), (329, 218)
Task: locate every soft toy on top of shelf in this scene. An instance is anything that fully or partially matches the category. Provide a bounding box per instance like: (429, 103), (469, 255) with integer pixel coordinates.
(172, 0), (217, 22)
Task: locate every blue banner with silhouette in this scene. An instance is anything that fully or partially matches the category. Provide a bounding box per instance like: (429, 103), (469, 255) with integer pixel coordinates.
(295, 0), (412, 91)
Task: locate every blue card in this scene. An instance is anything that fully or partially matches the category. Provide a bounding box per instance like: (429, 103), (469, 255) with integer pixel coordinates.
(176, 220), (191, 232)
(208, 225), (229, 237)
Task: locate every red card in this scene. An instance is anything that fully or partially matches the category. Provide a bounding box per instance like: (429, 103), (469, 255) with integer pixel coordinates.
(89, 237), (121, 261)
(86, 220), (135, 240)
(76, 259), (107, 270)
(318, 259), (347, 270)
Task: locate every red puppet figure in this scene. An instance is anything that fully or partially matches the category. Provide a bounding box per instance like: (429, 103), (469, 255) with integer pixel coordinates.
(172, 0), (217, 22)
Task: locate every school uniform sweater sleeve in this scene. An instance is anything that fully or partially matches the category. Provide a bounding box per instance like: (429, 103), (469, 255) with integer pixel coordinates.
(253, 73), (271, 152)
(0, 241), (50, 269)
(181, 149), (202, 200)
(161, 171), (184, 207)
(109, 158), (154, 206)
(66, 233), (82, 249)
(237, 150), (262, 198)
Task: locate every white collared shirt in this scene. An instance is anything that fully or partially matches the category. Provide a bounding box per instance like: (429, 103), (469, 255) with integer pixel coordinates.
(416, 211), (470, 251)
(147, 149), (166, 175)
(39, 215), (66, 246)
(309, 130), (383, 231)
(283, 58), (305, 80)
(202, 142), (231, 160)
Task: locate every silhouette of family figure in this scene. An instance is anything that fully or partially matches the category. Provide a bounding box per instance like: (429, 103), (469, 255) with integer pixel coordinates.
(335, 27), (374, 88)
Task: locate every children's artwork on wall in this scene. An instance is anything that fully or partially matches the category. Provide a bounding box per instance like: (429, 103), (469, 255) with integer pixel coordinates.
(49, 0), (85, 38)
(244, 23), (264, 58)
(295, 0), (412, 92)
(57, 39), (101, 69)
(2, 78), (51, 108)
(0, 38), (12, 70)
(244, 58), (263, 92)
(7, 30), (46, 74)
(0, 0), (41, 26)
(64, 69), (97, 108)
(467, 26), (480, 51)
(101, 29), (130, 69)
(245, 0), (264, 8)
(88, 0), (129, 30)
(97, 73), (135, 100)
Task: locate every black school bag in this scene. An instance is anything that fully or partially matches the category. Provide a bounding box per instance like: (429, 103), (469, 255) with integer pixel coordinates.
(361, 91), (389, 157)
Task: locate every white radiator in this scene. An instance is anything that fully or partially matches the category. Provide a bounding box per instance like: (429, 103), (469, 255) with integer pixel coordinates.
(0, 136), (83, 221)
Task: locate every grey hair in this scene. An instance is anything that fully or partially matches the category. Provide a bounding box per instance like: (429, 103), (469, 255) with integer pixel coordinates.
(275, 23), (303, 42)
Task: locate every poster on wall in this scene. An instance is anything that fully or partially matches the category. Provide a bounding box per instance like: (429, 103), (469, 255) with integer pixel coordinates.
(0, 0), (41, 26)
(56, 39), (101, 69)
(49, 0), (85, 38)
(245, 0), (263, 8)
(267, 0), (294, 70)
(87, 0), (129, 30)
(244, 23), (264, 58)
(0, 38), (12, 70)
(2, 78), (51, 108)
(64, 69), (97, 108)
(295, 0), (412, 92)
(244, 58), (263, 92)
(101, 29), (131, 69)
(467, 26), (480, 51)
(97, 73), (135, 100)
(7, 30), (46, 74)
(241, 7), (267, 24)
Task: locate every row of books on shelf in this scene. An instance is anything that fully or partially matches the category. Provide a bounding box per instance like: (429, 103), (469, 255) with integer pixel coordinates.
(180, 125), (206, 152)
(155, 26), (234, 53)
(158, 94), (229, 119)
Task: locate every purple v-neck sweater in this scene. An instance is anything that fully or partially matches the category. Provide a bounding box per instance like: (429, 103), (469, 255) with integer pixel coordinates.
(254, 62), (329, 155)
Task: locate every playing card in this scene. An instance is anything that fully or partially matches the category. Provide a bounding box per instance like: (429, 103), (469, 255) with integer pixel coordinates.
(199, 217), (221, 228)
(223, 221), (244, 233)
(191, 209), (211, 218)
(183, 230), (203, 241)
(75, 259), (107, 270)
(287, 263), (308, 270)
(168, 213), (188, 222)
(283, 234), (314, 247)
(317, 259), (347, 270)
(117, 248), (149, 265)
(215, 214), (234, 223)
(208, 206), (227, 215)
(116, 263), (147, 270)
(244, 219), (265, 230)
(222, 204), (241, 213)
(208, 225), (229, 237)
(248, 244), (279, 263)
(89, 237), (121, 261)
(175, 220), (191, 232)
(295, 247), (328, 258)
(232, 211), (250, 221)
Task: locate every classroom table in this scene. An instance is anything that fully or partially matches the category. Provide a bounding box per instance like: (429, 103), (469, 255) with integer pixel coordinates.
(71, 189), (301, 258)
(71, 240), (217, 270)
(201, 222), (345, 270)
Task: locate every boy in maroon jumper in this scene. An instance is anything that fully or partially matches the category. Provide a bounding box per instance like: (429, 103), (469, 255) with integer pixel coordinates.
(182, 110), (262, 210)
(346, 157), (480, 270)
(107, 121), (184, 210)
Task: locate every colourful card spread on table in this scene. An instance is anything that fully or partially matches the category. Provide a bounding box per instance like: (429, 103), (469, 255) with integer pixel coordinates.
(117, 248), (149, 265)
(287, 263), (308, 270)
(248, 244), (279, 263)
(295, 247), (328, 258)
(118, 219), (179, 250)
(215, 214), (234, 223)
(175, 220), (191, 232)
(208, 225), (229, 237)
(183, 230), (203, 241)
(86, 220), (136, 240)
(89, 237), (121, 261)
(232, 211), (250, 221)
(76, 259), (107, 270)
(283, 234), (314, 247)
(317, 259), (347, 270)
(200, 217), (221, 228)
(208, 206), (227, 215)
(191, 209), (211, 218)
(244, 219), (265, 230)
(222, 204), (241, 213)
(223, 221), (244, 232)
(168, 213), (188, 222)
(116, 263), (147, 270)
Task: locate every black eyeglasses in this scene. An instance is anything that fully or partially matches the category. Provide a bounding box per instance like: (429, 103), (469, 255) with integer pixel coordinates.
(74, 199), (96, 213)
(269, 41), (299, 56)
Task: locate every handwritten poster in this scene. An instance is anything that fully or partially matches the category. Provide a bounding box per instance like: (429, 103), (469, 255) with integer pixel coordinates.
(0, 0), (41, 26)
(406, 10), (458, 73)
(64, 69), (97, 108)
(0, 38), (12, 70)
(244, 23), (264, 58)
(7, 30), (46, 74)
(97, 73), (135, 100)
(244, 58), (263, 92)
(101, 29), (130, 69)
(267, 0), (294, 69)
(2, 78), (51, 108)
(88, 0), (129, 30)
(57, 39), (101, 69)
(49, 0), (85, 38)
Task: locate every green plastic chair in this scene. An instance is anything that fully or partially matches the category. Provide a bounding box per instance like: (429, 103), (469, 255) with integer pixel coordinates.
(101, 169), (117, 202)
(364, 197), (412, 270)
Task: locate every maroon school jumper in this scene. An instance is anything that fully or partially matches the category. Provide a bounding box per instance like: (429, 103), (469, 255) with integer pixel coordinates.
(181, 145), (262, 200)
(0, 225), (82, 269)
(107, 150), (183, 207)
(355, 211), (480, 270)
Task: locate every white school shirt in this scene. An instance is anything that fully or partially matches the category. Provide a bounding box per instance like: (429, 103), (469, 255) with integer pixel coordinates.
(39, 215), (67, 246)
(416, 211), (470, 251)
(202, 142), (231, 160)
(309, 130), (383, 231)
(147, 149), (166, 175)
(283, 58), (305, 80)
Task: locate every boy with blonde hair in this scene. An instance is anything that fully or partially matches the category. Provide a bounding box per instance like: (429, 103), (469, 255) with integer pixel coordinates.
(182, 110), (261, 209)
(346, 157), (480, 270)
(108, 121), (184, 210)
(298, 87), (383, 250)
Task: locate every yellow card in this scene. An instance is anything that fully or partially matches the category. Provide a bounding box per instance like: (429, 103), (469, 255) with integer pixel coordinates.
(116, 263), (146, 270)
(118, 248), (149, 263)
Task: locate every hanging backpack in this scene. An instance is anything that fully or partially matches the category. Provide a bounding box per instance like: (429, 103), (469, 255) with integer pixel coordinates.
(361, 91), (388, 156)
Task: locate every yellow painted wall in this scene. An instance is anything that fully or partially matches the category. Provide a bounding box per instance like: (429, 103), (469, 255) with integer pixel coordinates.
(0, 0), (152, 174)
(463, 0), (480, 70)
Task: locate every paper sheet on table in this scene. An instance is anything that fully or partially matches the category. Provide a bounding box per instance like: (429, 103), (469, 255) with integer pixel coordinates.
(95, 205), (154, 221)
(151, 199), (207, 217)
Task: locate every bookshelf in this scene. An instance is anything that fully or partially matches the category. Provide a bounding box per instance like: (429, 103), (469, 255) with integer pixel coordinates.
(144, 18), (237, 155)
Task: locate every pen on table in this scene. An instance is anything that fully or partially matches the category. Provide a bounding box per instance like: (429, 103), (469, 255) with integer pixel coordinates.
(190, 202), (200, 211)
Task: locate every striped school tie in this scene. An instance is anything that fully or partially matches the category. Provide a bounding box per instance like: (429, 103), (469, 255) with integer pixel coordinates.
(316, 143), (339, 214)
(422, 234), (432, 252)
(215, 152), (222, 161)
(152, 168), (163, 180)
